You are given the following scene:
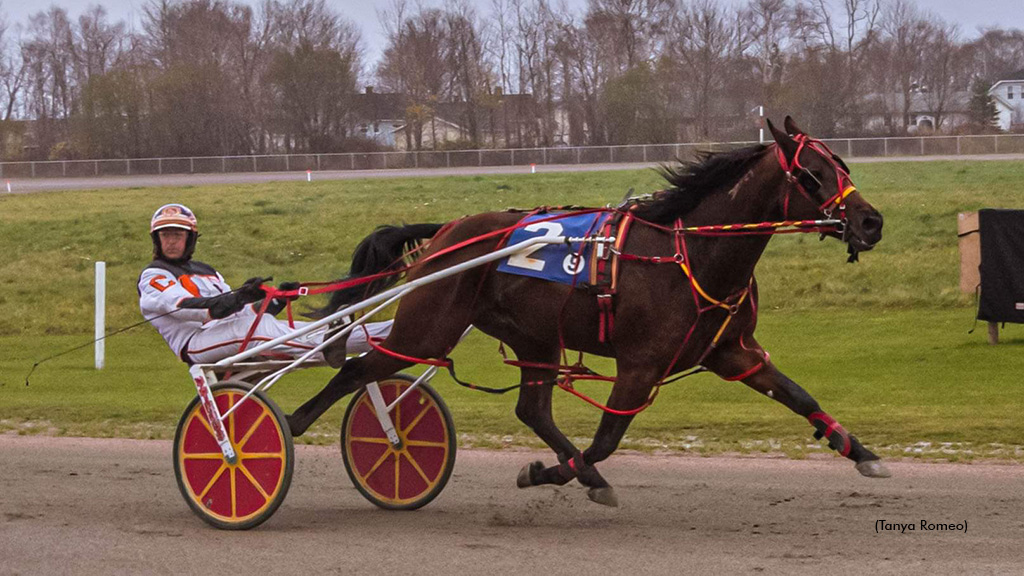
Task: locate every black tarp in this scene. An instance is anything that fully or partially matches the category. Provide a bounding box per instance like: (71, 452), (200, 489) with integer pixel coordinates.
(978, 209), (1024, 324)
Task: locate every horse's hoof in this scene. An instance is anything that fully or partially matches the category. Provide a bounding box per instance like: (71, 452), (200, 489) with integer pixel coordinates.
(856, 460), (892, 478)
(587, 486), (619, 507)
(517, 461), (542, 488)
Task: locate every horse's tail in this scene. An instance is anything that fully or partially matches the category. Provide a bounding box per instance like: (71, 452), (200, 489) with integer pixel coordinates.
(307, 223), (445, 319)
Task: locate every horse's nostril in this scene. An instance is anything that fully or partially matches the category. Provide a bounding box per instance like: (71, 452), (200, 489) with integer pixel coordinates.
(862, 215), (883, 235)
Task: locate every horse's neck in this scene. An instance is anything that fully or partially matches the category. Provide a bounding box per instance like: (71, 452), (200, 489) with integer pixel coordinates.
(680, 159), (784, 290)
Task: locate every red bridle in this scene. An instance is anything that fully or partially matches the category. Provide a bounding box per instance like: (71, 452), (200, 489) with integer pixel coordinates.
(774, 134), (857, 221)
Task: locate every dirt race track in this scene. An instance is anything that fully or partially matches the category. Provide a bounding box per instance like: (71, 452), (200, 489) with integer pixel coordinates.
(1, 436), (1021, 575)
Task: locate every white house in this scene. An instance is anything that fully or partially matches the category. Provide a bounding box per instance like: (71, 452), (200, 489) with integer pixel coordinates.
(989, 70), (1024, 131)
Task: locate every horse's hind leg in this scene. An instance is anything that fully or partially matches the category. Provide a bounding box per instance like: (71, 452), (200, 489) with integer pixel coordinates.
(287, 351), (412, 436)
(704, 338), (891, 478)
(289, 283), (472, 436)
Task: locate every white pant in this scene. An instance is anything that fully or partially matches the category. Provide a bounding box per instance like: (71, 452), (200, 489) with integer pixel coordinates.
(184, 314), (393, 365)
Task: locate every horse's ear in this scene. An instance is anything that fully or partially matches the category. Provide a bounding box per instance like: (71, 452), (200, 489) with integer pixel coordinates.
(784, 116), (807, 137)
(767, 118), (798, 163)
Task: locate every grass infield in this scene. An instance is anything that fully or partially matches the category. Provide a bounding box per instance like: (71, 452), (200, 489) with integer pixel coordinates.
(1, 160), (1022, 460)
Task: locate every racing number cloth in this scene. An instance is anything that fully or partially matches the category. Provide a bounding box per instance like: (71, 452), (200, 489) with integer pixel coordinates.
(496, 212), (613, 285)
(978, 209), (1024, 324)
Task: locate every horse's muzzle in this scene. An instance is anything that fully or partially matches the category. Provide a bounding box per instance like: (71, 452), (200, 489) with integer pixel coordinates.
(847, 210), (883, 252)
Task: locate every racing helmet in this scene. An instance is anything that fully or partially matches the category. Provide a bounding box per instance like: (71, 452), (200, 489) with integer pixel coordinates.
(150, 203), (198, 262)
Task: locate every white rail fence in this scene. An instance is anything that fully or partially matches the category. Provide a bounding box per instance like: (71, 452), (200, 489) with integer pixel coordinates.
(3, 134), (1023, 179)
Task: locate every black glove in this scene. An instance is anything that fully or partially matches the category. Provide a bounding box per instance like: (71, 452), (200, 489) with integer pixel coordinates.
(263, 281), (300, 315)
(179, 277), (269, 319)
(277, 281), (301, 301)
(236, 277), (270, 304)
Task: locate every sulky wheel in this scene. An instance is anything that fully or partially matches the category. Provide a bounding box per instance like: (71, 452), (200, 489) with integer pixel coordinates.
(341, 374), (456, 510)
(173, 382), (294, 530)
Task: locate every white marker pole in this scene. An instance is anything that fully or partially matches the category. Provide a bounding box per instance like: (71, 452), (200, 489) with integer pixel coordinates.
(306, 169), (312, 182)
(530, 163), (536, 174)
(759, 106), (765, 144)
(5, 180), (10, 193)
(95, 261), (106, 370)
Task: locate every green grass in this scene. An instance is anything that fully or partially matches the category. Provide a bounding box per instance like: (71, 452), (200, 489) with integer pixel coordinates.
(1, 161), (1022, 460)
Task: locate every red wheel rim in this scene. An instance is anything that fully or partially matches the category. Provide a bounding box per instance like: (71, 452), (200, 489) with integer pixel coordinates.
(178, 390), (287, 523)
(345, 381), (450, 505)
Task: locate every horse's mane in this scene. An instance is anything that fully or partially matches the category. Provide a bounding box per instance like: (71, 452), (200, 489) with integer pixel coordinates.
(635, 144), (770, 223)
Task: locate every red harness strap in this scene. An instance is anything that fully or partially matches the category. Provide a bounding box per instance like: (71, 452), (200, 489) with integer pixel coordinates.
(775, 135), (857, 220)
(591, 211), (628, 343)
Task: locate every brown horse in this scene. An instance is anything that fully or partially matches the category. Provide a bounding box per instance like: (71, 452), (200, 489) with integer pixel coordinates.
(289, 117), (889, 506)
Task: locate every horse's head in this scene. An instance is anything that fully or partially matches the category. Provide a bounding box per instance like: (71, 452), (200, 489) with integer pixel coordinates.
(767, 116), (883, 260)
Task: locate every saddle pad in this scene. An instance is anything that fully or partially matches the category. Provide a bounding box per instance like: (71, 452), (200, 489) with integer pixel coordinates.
(496, 212), (612, 285)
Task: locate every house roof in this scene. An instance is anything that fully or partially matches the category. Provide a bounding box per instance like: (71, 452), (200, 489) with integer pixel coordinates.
(351, 92), (407, 122)
(991, 71), (1024, 91)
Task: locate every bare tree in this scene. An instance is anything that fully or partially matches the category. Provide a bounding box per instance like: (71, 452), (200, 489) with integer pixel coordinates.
(141, 0), (256, 156)
(584, 0), (674, 74)
(745, 0), (790, 108)
(554, 11), (606, 144)
(443, 0), (491, 145)
(920, 19), (964, 131)
(71, 5), (126, 87)
(489, 0), (514, 94)
(788, 0), (881, 134)
(964, 27), (1024, 83)
(21, 7), (77, 158)
(879, 0), (932, 131)
(669, 0), (750, 139)
(378, 2), (448, 149)
(0, 6), (27, 123)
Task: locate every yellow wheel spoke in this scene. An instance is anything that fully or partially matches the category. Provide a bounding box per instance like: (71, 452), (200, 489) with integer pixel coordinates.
(401, 404), (431, 435)
(236, 412), (270, 451)
(405, 440), (447, 448)
(237, 463), (271, 502)
(230, 467), (237, 519)
(183, 453), (228, 460)
(241, 453), (285, 460)
(198, 463), (228, 500)
(394, 449), (400, 500)
(360, 449), (394, 483)
(400, 451), (432, 485)
(347, 436), (390, 445)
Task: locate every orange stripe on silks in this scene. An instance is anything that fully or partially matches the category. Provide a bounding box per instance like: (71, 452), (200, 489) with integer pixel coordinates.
(149, 275), (175, 292)
(179, 275), (201, 297)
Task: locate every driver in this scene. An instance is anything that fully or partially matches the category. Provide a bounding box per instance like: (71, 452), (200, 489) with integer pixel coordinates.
(138, 203), (390, 367)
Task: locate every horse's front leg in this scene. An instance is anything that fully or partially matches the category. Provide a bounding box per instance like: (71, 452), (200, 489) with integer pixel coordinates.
(705, 339), (891, 478)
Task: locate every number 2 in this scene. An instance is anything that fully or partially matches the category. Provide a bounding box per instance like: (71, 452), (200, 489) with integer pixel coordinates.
(506, 222), (563, 271)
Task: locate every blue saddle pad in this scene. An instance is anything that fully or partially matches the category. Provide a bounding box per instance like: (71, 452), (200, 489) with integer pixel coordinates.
(496, 212), (611, 285)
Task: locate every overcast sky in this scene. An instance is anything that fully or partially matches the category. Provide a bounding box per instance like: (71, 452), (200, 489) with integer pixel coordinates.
(5, 0), (1023, 65)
